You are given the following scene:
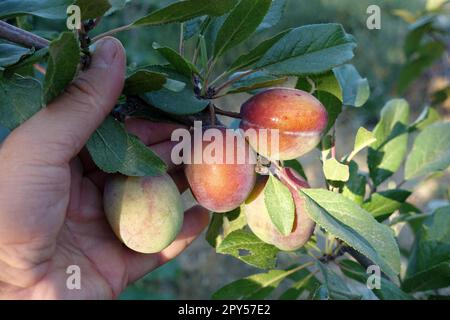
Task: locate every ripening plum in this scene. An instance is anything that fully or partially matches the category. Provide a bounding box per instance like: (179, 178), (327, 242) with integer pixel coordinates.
(185, 126), (256, 213)
(243, 168), (315, 251)
(240, 88), (328, 160)
(104, 174), (183, 254)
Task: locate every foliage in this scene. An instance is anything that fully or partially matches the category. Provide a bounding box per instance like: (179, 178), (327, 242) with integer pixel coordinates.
(0, 0), (449, 300)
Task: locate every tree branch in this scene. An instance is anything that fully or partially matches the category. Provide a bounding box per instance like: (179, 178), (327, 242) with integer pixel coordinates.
(0, 20), (49, 49)
(340, 246), (389, 279)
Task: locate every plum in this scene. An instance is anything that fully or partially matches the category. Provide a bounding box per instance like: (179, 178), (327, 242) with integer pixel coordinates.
(104, 174), (183, 253)
(243, 168), (315, 251)
(185, 126), (256, 213)
(240, 88), (328, 160)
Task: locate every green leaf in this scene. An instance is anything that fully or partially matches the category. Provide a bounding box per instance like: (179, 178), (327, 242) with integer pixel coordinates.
(0, 126), (9, 144)
(106, 0), (131, 15)
(296, 64), (370, 107)
(340, 260), (414, 300)
(362, 190), (412, 221)
(282, 159), (308, 181)
(312, 285), (329, 299)
(255, 24), (356, 76)
(368, 99), (410, 186)
(228, 29), (290, 71)
(205, 213), (224, 248)
(0, 74), (42, 130)
(323, 158), (349, 182)
(333, 64), (370, 107)
(143, 66), (209, 115)
(206, 208), (247, 248)
(213, 266), (304, 300)
(342, 161), (366, 205)
(198, 35), (209, 73)
(404, 17), (433, 57)
(354, 127), (377, 154)
(347, 127), (376, 161)
(0, 43), (32, 68)
(316, 91), (342, 134)
(316, 262), (362, 300)
(393, 205), (428, 233)
(4, 47), (49, 76)
(163, 79), (188, 93)
(321, 134), (333, 160)
(228, 70), (288, 94)
(203, 15), (227, 55)
(223, 208), (247, 237)
(296, 72), (341, 99)
(86, 116), (167, 177)
(214, 0), (272, 58)
(392, 211), (428, 232)
(409, 106), (440, 132)
(152, 42), (198, 77)
(432, 85), (450, 107)
(132, 0), (238, 26)
(216, 229), (279, 269)
(404, 263), (450, 293)
(278, 269), (320, 300)
(405, 122), (450, 180)
(264, 174), (295, 236)
(256, 0), (286, 32)
(426, 0), (448, 10)
(183, 17), (205, 40)
(124, 70), (167, 95)
(398, 41), (445, 94)
(0, 0), (72, 19)
(300, 189), (401, 279)
(403, 206), (450, 292)
(74, 0), (111, 20)
(43, 32), (80, 104)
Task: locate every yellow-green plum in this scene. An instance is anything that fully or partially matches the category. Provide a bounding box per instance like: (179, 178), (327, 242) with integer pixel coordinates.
(103, 174), (183, 254)
(240, 88), (328, 160)
(243, 168), (315, 251)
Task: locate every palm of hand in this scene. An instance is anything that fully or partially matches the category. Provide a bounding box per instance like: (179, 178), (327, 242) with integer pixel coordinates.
(0, 120), (207, 300)
(26, 157), (134, 299)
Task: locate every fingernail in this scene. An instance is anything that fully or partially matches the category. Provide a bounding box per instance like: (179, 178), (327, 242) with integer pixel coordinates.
(92, 38), (120, 67)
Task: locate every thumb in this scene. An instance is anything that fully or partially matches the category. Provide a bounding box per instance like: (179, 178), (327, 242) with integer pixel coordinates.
(10, 37), (126, 164)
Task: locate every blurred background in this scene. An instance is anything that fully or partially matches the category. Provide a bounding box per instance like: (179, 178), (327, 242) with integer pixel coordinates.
(26, 0), (450, 299)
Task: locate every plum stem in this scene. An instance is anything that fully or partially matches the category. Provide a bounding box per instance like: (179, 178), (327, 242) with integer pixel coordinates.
(209, 103), (216, 126)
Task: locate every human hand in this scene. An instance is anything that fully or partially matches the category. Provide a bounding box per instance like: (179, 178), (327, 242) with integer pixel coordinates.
(0, 37), (209, 299)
